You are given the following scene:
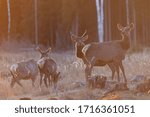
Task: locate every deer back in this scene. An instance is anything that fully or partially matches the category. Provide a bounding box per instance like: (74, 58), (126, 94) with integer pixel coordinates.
(10, 59), (38, 79)
(82, 42), (125, 62)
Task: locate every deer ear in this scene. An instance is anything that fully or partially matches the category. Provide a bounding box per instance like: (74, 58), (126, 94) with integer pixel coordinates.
(71, 35), (77, 42)
(70, 31), (76, 42)
(117, 24), (123, 31)
(130, 23), (134, 30)
(82, 35), (88, 42)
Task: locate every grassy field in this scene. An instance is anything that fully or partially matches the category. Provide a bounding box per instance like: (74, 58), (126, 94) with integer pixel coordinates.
(0, 48), (150, 100)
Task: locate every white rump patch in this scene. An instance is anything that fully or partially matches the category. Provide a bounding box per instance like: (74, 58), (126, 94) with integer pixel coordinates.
(82, 44), (91, 55)
(10, 64), (18, 72)
(10, 64), (19, 77)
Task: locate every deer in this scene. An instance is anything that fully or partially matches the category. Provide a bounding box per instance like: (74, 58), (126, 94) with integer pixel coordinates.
(70, 31), (121, 82)
(36, 47), (60, 90)
(82, 23), (134, 83)
(9, 59), (39, 88)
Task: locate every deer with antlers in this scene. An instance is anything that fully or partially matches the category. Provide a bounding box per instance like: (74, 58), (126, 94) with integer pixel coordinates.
(70, 31), (119, 82)
(36, 47), (60, 89)
(82, 23), (134, 83)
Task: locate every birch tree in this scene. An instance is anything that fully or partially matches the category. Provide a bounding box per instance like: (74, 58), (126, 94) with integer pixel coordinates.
(96, 0), (104, 42)
(7, 0), (11, 40)
(34, 0), (38, 45)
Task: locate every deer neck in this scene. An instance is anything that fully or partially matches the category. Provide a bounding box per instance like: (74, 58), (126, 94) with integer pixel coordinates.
(120, 34), (130, 51)
(75, 43), (84, 59)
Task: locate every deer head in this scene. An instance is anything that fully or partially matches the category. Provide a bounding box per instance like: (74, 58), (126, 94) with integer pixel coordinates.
(117, 23), (134, 36)
(55, 72), (61, 80)
(36, 47), (51, 58)
(70, 30), (88, 46)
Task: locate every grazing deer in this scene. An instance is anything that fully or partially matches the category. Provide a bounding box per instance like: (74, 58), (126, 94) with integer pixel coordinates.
(82, 23), (134, 83)
(10, 59), (39, 88)
(37, 47), (60, 89)
(70, 31), (120, 81)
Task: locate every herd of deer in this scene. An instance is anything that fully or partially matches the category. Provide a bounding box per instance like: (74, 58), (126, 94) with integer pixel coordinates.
(9, 23), (134, 90)
(9, 47), (60, 90)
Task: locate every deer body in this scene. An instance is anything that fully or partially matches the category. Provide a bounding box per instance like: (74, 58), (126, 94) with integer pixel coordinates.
(10, 59), (39, 88)
(37, 47), (60, 89)
(83, 41), (125, 63)
(71, 31), (117, 81)
(83, 23), (134, 82)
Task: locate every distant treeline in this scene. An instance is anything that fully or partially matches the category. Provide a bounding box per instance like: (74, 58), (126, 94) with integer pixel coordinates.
(0, 0), (149, 50)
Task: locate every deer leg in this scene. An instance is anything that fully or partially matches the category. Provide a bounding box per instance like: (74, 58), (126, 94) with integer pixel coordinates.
(44, 75), (48, 88)
(88, 56), (96, 76)
(112, 70), (115, 81)
(85, 57), (96, 83)
(39, 73), (44, 91)
(85, 65), (90, 82)
(53, 82), (57, 90)
(39, 73), (43, 86)
(108, 63), (115, 80)
(90, 57), (96, 67)
(10, 71), (23, 88)
(31, 78), (36, 87)
(15, 80), (23, 87)
(48, 75), (51, 87)
(115, 64), (120, 82)
(50, 75), (53, 86)
(119, 61), (127, 83)
(53, 82), (58, 95)
(10, 78), (16, 88)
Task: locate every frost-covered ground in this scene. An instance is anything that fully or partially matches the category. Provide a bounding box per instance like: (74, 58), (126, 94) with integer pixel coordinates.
(0, 47), (150, 100)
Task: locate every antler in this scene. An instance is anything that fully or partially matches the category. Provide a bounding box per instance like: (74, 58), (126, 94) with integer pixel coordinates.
(36, 47), (44, 54)
(70, 30), (87, 38)
(80, 30), (87, 38)
(36, 46), (51, 54)
(44, 47), (51, 53)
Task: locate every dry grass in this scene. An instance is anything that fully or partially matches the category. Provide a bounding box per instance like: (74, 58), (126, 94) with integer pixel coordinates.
(0, 48), (150, 100)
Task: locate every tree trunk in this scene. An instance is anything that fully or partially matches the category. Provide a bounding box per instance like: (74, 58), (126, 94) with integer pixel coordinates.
(96, 0), (104, 42)
(34, 0), (38, 45)
(133, 6), (137, 47)
(126, 0), (130, 25)
(7, 0), (11, 40)
(108, 0), (112, 41)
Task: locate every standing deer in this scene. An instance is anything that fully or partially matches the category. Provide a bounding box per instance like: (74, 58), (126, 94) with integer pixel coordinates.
(36, 47), (60, 89)
(70, 31), (121, 82)
(82, 23), (134, 83)
(10, 59), (39, 88)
